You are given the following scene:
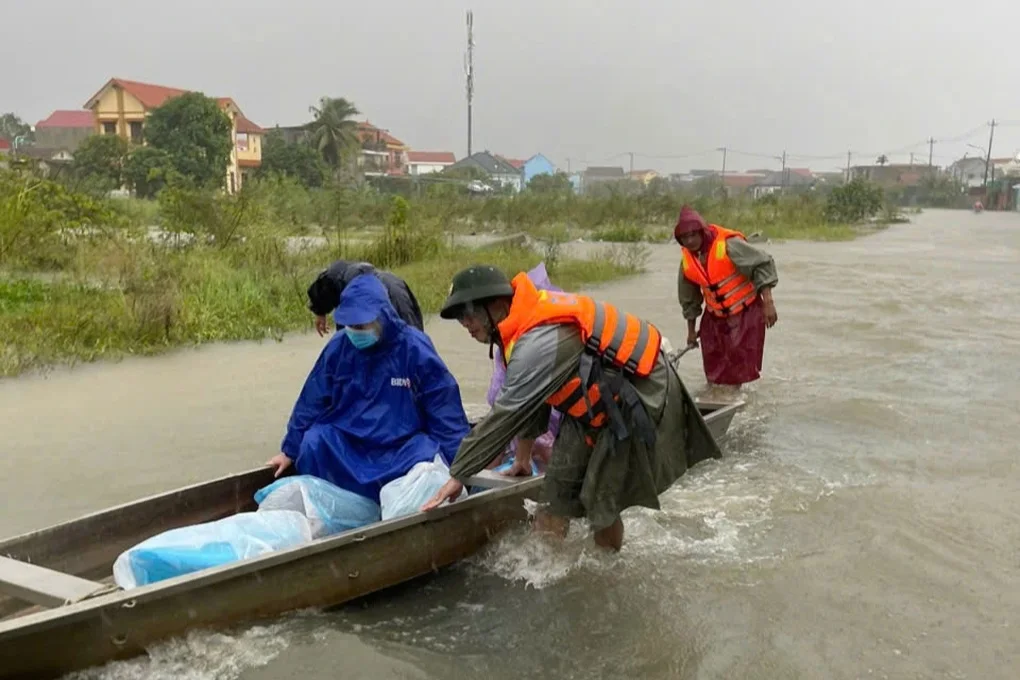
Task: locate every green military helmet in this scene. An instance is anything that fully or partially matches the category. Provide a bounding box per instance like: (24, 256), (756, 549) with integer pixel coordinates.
(440, 265), (514, 319)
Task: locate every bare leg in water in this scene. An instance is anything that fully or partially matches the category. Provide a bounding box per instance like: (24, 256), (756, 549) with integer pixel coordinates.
(593, 518), (624, 552)
(535, 511), (624, 552)
(534, 510), (568, 538)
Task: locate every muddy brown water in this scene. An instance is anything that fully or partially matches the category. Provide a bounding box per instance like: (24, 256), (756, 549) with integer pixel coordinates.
(2, 209), (1019, 679)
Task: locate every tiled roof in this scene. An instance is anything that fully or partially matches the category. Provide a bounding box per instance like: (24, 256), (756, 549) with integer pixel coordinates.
(16, 146), (73, 161)
(498, 155), (525, 169)
(407, 151), (456, 164)
(36, 110), (95, 129)
(357, 121), (406, 148)
(84, 78), (188, 110)
(84, 78), (264, 132)
(721, 173), (763, 189)
(235, 115), (265, 134)
(755, 170), (814, 187)
(449, 152), (520, 176)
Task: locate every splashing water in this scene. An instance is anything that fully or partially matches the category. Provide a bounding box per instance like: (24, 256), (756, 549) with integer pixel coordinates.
(61, 618), (307, 680)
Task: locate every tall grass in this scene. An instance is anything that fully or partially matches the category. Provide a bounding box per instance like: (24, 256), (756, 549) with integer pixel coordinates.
(0, 171), (640, 377)
(88, 174), (880, 245)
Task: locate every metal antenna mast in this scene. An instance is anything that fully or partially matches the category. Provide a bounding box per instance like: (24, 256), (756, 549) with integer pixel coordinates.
(465, 10), (474, 157)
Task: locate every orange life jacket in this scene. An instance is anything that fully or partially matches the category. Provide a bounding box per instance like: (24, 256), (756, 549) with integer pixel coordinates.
(498, 273), (661, 443)
(680, 225), (758, 318)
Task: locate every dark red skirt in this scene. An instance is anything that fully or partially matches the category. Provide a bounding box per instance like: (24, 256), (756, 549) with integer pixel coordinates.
(699, 296), (766, 385)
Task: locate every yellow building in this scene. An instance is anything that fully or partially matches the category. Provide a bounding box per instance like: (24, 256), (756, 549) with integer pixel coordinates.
(84, 78), (264, 192)
(628, 169), (658, 186)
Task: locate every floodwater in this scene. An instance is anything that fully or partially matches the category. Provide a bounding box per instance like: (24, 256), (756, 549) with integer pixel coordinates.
(2, 209), (1019, 679)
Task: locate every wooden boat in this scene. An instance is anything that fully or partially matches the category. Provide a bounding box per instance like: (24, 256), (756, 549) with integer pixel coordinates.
(0, 399), (743, 679)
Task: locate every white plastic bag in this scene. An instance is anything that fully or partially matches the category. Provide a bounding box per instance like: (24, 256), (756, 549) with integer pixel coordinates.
(254, 475), (381, 537)
(112, 510), (314, 589)
(112, 476), (382, 590)
(379, 454), (466, 520)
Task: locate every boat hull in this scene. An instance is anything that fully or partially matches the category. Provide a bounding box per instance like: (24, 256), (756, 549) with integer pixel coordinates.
(0, 400), (743, 679)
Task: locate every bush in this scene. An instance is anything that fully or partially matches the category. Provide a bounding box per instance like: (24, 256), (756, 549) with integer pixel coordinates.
(824, 179), (884, 223)
(0, 170), (125, 269)
(364, 196), (444, 268)
(157, 184), (265, 247)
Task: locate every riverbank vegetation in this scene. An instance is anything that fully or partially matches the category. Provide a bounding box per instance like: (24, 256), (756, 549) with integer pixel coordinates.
(0, 172), (641, 377)
(1, 91), (913, 376)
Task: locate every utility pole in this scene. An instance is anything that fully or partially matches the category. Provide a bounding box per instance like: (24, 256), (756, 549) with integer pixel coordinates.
(628, 152), (634, 175)
(465, 10), (474, 158)
(909, 152), (915, 167)
(845, 150), (852, 183)
(927, 137), (936, 167)
(566, 157), (571, 173)
(717, 147), (727, 191)
(982, 119), (996, 188)
(780, 150), (787, 189)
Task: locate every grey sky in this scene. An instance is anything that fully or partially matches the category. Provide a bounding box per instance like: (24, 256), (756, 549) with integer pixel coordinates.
(4, 0), (1020, 174)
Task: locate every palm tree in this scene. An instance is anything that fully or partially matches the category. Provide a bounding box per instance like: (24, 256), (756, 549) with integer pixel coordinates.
(876, 154), (889, 166)
(305, 97), (361, 175)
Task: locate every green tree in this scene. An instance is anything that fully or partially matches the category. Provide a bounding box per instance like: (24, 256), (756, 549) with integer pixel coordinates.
(527, 171), (574, 193)
(259, 129), (328, 188)
(144, 92), (233, 188)
(0, 170), (122, 266)
(71, 134), (129, 190)
(305, 97), (361, 175)
(0, 113), (32, 143)
(917, 172), (965, 208)
(124, 147), (176, 199)
(876, 154), (889, 166)
(825, 178), (884, 222)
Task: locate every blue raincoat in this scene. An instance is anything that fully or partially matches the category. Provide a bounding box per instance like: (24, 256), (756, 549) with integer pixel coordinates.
(281, 275), (470, 502)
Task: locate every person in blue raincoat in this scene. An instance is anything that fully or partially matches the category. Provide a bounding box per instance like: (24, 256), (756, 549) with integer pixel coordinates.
(307, 260), (424, 336)
(267, 275), (470, 511)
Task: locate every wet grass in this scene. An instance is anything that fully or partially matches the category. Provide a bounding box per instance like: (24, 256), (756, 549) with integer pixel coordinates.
(0, 240), (638, 378)
(114, 185), (874, 246)
(3, 170), (880, 378)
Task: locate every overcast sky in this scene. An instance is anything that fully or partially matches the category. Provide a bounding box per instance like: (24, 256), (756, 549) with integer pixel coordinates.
(4, 0), (1020, 173)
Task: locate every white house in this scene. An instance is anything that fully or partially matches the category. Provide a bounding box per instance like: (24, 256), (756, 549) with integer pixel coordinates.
(406, 151), (456, 176)
(948, 157), (988, 188)
(992, 155), (1020, 178)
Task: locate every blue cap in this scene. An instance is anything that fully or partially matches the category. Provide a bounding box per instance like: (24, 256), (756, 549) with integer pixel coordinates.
(334, 274), (388, 327)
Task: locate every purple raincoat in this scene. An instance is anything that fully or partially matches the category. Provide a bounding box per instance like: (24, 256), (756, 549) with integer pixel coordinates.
(487, 262), (563, 471)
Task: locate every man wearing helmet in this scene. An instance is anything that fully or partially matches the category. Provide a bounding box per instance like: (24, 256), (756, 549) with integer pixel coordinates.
(422, 265), (721, 551)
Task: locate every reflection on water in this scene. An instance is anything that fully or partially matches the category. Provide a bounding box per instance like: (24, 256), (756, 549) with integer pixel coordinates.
(2, 210), (1019, 679)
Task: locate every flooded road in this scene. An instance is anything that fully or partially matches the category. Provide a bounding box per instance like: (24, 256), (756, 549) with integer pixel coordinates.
(3, 209), (1019, 679)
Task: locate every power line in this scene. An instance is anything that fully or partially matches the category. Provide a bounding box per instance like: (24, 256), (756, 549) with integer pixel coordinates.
(936, 123), (987, 144)
(725, 148), (783, 161)
(574, 120), (1012, 172)
(625, 149), (717, 161)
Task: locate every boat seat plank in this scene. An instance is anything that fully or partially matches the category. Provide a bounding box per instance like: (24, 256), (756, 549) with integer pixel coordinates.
(0, 556), (109, 608)
(465, 469), (540, 489)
